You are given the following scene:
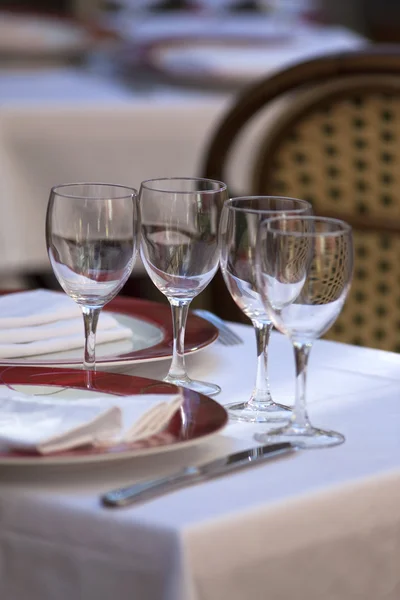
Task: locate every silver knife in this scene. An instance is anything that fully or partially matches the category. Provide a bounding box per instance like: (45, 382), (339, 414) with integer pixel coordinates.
(101, 442), (295, 508)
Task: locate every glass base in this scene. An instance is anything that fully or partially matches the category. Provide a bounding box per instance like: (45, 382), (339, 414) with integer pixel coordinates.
(254, 423), (345, 449)
(163, 374), (221, 397)
(226, 399), (291, 424)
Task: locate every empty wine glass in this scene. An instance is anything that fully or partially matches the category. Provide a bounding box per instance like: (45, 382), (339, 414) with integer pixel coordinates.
(219, 196), (312, 422)
(46, 183), (140, 383)
(255, 215), (354, 447)
(140, 177), (228, 396)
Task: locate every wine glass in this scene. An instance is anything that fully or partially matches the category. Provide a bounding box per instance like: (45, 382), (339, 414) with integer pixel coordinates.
(219, 196), (312, 422)
(46, 183), (140, 384)
(255, 215), (354, 447)
(139, 177), (228, 396)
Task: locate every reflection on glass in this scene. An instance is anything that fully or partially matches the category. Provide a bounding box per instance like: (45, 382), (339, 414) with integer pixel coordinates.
(255, 215), (354, 448)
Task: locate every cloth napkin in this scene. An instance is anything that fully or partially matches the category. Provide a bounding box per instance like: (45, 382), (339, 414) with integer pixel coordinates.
(0, 387), (183, 454)
(0, 290), (132, 358)
(0, 289), (81, 328)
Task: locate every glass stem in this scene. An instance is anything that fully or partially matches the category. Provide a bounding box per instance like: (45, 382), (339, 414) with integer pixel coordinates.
(81, 306), (100, 387)
(249, 320), (273, 407)
(292, 340), (312, 429)
(167, 298), (191, 381)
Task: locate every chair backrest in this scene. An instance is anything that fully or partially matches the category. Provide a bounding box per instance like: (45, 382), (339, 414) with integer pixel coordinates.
(202, 47), (400, 350)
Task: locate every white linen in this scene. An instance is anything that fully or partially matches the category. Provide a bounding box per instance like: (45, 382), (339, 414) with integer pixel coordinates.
(0, 289), (80, 328)
(0, 78), (228, 277)
(0, 327), (133, 358)
(156, 25), (366, 83)
(0, 325), (400, 599)
(0, 290), (133, 357)
(0, 314), (120, 344)
(0, 388), (182, 454)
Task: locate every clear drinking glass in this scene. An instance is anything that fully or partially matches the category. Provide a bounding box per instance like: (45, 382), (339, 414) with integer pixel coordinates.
(219, 196), (312, 422)
(46, 183), (140, 383)
(255, 215), (354, 448)
(139, 177), (228, 396)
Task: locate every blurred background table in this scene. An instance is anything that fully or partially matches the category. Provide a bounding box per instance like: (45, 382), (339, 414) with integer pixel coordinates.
(0, 7), (364, 289)
(0, 66), (229, 279)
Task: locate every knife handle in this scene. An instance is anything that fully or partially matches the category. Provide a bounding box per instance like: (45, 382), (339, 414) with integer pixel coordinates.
(102, 468), (198, 507)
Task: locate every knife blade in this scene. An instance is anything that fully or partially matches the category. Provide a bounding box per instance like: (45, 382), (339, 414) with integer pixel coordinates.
(101, 442), (295, 508)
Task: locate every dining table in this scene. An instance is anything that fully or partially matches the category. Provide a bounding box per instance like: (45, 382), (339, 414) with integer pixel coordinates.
(1, 315), (400, 600)
(0, 17), (364, 282)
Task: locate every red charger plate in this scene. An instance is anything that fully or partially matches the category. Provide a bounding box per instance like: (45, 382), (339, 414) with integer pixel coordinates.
(0, 365), (228, 466)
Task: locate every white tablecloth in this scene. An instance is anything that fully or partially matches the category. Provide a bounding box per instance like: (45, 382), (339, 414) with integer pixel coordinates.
(0, 23), (363, 276)
(0, 74), (228, 276)
(1, 323), (400, 599)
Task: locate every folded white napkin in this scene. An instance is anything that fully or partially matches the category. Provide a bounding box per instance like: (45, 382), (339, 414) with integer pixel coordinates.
(0, 290), (132, 358)
(0, 289), (80, 328)
(0, 387), (183, 454)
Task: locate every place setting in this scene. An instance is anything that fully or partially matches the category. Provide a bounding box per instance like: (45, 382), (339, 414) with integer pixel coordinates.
(0, 179), (354, 491)
(0, 291), (217, 367)
(0, 179), (230, 470)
